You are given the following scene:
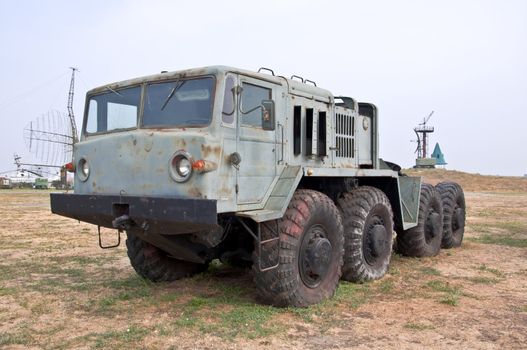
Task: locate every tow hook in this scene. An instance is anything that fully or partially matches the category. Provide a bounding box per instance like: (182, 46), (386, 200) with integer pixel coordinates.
(112, 214), (133, 230)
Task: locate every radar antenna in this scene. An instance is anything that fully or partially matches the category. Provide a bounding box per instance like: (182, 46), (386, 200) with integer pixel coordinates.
(19, 67), (80, 188)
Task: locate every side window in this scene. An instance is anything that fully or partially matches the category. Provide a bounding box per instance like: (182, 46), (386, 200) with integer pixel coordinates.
(86, 100), (98, 133)
(241, 83), (271, 127)
(222, 75), (235, 124)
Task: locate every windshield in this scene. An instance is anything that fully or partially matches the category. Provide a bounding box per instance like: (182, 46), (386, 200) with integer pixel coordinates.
(143, 77), (214, 127)
(84, 76), (215, 134)
(85, 86), (141, 134)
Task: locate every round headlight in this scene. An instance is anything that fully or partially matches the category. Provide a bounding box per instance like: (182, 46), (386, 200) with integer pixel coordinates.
(169, 151), (193, 182)
(78, 158), (90, 181)
(177, 157), (192, 177)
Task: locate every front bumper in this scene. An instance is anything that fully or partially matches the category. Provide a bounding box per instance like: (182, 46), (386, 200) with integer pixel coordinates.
(50, 193), (218, 235)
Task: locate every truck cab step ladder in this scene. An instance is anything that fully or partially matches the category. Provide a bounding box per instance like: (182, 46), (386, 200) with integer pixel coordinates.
(236, 218), (280, 272)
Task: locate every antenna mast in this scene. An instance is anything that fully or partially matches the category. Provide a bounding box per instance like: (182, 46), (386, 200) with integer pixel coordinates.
(67, 67), (79, 144)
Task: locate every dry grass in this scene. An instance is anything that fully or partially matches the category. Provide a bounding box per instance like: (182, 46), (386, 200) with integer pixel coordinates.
(404, 168), (527, 192)
(0, 170), (526, 349)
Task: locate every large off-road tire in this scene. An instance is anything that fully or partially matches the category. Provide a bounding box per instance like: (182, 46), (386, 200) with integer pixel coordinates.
(396, 183), (443, 257)
(337, 186), (394, 283)
(253, 190), (344, 307)
(126, 233), (208, 282)
(436, 182), (466, 248)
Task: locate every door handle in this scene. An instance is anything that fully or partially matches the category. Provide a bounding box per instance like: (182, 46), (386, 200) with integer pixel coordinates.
(277, 123), (284, 164)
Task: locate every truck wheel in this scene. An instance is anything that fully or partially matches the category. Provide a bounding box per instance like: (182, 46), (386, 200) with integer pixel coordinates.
(253, 190), (344, 307)
(337, 186), (394, 283)
(396, 183), (443, 257)
(436, 182), (466, 248)
(126, 233), (208, 282)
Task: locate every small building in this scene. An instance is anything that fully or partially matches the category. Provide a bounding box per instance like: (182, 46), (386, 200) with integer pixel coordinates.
(414, 158), (436, 168)
(0, 177), (12, 189)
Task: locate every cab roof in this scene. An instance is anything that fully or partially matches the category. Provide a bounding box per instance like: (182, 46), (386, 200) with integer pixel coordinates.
(88, 65), (335, 103)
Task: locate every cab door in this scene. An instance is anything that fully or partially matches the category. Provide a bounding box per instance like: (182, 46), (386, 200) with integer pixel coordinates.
(235, 76), (277, 205)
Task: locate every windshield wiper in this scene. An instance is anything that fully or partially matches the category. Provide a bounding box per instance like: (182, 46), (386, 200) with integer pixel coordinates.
(105, 86), (123, 97)
(161, 80), (186, 111)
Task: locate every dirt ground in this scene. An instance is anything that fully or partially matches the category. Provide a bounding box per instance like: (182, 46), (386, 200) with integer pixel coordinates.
(1, 170), (526, 349)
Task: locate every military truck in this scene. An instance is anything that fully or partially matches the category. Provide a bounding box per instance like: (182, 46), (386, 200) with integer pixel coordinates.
(50, 66), (466, 307)
(0, 177), (12, 189)
(34, 178), (49, 189)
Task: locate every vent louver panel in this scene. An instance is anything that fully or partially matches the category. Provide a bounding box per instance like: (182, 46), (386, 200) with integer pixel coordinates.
(335, 113), (355, 158)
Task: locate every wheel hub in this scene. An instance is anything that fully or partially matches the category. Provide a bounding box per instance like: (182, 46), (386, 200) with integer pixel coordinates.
(369, 224), (387, 258)
(425, 211), (441, 242)
(363, 215), (389, 266)
(453, 207), (465, 231)
(299, 225), (332, 288)
(305, 238), (332, 275)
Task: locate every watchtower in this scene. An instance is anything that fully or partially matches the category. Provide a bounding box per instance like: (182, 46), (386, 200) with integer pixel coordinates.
(414, 111), (436, 168)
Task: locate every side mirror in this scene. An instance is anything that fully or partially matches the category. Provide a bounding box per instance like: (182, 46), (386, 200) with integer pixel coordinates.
(261, 100), (275, 131)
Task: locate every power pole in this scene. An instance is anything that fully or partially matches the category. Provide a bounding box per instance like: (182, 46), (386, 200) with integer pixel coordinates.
(68, 67), (79, 144)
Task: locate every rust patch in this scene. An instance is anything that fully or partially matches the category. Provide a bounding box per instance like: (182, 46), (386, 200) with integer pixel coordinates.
(213, 145), (221, 157)
(173, 138), (187, 149)
(341, 163), (357, 168)
(219, 186), (232, 197)
(187, 187), (203, 198)
(201, 144), (221, 158)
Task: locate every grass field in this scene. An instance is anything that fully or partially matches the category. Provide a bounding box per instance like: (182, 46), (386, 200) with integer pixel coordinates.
(1, 170), (526, 349)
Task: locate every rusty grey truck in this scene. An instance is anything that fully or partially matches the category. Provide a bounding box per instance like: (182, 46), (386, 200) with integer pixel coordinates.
(50, 66), (466, 307)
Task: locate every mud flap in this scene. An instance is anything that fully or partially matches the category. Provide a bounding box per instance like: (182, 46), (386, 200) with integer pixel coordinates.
(398, 176), (421, 230)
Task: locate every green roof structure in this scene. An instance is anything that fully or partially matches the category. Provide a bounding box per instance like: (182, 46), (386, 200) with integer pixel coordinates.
(431, 143), (447, 165)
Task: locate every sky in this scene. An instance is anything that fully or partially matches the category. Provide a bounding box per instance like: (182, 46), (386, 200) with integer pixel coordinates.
(0, 0), (526, 176)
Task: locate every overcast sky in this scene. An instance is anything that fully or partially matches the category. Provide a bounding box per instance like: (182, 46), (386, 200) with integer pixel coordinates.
(0, 0), (525, 176)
